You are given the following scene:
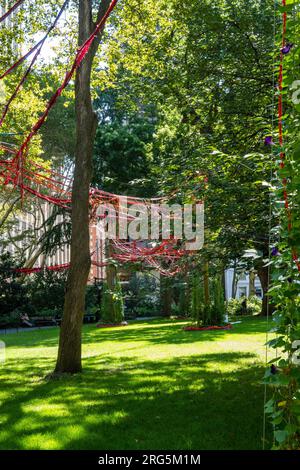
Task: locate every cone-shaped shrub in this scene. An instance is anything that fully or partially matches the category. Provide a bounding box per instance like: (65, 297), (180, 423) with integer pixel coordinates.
(101, 276), (124, 324)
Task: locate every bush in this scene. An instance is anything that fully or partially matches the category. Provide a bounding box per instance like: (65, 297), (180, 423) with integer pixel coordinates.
(190, 273), (225, 326)
(0, 253), (28, 318)
(190, 273), (205, 325)
(211, 276), (226, 325)
(227, 296), (262, 317)
(33, 308), (57, 318)
(0, 310), (21, 326)
(247, 296), (262, 315)
(100, 276), (124, 324)
(0, 252), (69, 320)
(125, 273), (160, 317)
(170, 281), (189, 317)
(85, 284), (101, 318)
(26, 270), (67, 316)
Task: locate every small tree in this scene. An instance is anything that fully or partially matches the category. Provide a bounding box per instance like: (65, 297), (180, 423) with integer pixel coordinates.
(190, 272), (225, 326)
(211, 275), (225, 325)
(27, 270), (67, 316)
(190, 273), (205, 326)
(0, 252), (27, 319)
(178, 282), (189, 317)
(100, 275), (124, 324)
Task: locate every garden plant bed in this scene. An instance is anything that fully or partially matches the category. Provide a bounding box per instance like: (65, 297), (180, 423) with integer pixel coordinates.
(183, 324), (233, 332)
(96, 321), (128, 329)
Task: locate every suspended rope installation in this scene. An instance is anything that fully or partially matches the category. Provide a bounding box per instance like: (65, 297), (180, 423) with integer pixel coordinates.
(0, 146), (186, 276)
(0, 0), (70, 127)
(0, 0), (197, 277)
(0, 0), (25, 24)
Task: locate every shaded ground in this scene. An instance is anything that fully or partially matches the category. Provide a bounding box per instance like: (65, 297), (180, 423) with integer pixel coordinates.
(0, 317), (273, 450)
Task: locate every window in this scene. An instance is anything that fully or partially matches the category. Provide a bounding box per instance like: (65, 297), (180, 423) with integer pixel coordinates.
(238, 287), (247, 298)
(255, 289), (262, 298)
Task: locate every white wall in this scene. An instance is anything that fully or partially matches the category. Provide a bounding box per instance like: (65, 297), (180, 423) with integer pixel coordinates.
(225, 268), (262, 300)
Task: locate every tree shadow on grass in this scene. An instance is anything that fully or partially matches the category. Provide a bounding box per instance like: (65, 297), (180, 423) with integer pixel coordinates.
(0, 351), (272, 450)
(0, 317), (269, 350)
(82, 317), (268, 346)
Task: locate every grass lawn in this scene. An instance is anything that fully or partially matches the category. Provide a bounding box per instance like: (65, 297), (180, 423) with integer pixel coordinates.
(0, 317), (273, 450)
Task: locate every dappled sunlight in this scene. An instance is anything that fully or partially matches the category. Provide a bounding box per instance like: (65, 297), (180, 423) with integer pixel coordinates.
(22, 402), (70, 419)
(0, 318), (273, 450)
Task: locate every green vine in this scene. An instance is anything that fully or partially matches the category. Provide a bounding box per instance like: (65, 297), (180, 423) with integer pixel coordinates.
(264, 0), (300, 450)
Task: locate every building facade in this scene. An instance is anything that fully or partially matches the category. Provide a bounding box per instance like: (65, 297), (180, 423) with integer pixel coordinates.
(1, 201), (106, 282)
(224, 268), (262, 300)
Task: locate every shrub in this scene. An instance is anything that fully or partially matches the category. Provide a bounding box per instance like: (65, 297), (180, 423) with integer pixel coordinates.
(26, 270), (67, 315)
(126, 273), (160, 317)
(85, 284), (101, 318)
(190, 273), (205, 326)
(100, 276), (124, 324)
(0, 310), (21, 326)
(211, 276), (225, 325)
(190, 273), (225, 326)
(227, 296), (262, 317)
(33, 308), (57, 318)
(0, 252), (28, 318)
(173, 281), (189, 317)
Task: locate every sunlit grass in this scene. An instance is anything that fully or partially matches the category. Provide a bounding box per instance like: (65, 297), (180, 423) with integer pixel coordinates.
(0, 317), (273, 450)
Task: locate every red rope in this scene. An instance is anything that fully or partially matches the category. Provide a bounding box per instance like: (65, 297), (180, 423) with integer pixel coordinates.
(0, 43), (41, 80)
(16, 259), (109, 275)
(0, 0), (187, 276)
(12, 0), (118, 180)
(0, 0), (70, 127)
(0, 0), (25, 23)
(0, 152), (186, 275)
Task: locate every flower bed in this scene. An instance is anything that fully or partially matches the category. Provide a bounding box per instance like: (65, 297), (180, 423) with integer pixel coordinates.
(183, 324), (232, 332)
(96, 321), (128, 329)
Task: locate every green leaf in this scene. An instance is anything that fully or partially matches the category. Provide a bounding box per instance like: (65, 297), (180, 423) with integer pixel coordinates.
(274, 430), (289, 444)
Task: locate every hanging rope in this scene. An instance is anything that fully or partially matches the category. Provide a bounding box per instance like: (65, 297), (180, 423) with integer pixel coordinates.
(11, 0), (118, 189)
(0, 0), (195, 277)
(0, 0), (70, 127)
(0, 0), (68, 83)
(0, 148), (189, 276)
(0, 0), (25, 24)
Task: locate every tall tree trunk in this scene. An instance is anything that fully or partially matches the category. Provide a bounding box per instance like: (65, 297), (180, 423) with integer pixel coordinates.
(232, 263), (238, 299)
(160, 277), (172, 317)
(249, 270), (256, 297)
(104, 239), (118, 323)
(0, 196), (21, 230)
(106, 240), (117, 291)
(55, 0), (110, 374)
(203, 261), (210, 305)
(257, 264), (273, 317)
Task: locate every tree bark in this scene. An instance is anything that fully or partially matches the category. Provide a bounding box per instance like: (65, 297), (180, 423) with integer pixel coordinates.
(203, 261), (210, 305)
(0, 195), (21, 230)
(55, 0), (111, 374)
(105, 239), (118, 322)
(249, 270), (256, 297)
(106, 241), (117, 290)
(232, 262), (237, 299)
(257, 264), (274, 317)
(160, 277), (172, 317)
